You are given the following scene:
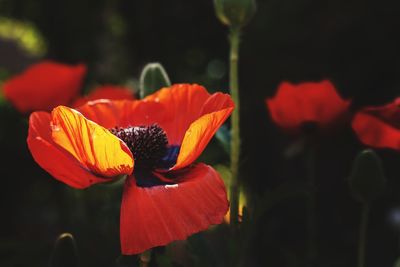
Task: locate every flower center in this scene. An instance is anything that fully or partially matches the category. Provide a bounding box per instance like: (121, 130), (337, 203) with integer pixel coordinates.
(110, 124), (168, 170)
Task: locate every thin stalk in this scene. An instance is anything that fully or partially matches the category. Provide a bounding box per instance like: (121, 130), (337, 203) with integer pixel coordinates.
(358, 204), (370, 267)
(139, 250), (151, 267)
(305, 144), (317, 266)
(229, 27), (241, 228)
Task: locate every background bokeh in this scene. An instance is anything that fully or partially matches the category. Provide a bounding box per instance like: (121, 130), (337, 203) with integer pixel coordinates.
(2, 0), (400, 266)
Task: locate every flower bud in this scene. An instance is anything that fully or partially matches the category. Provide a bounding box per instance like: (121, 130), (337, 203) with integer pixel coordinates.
(349, 149), (386, 203)
(139, 62), (171, 98)
(49, 233), (78, 267)
(214, 0), (256, 28)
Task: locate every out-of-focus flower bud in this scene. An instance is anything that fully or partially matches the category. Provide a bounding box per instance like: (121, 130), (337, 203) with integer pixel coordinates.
(139, 62), (171, 99)
(49, 233), (78, 267)
(349, 149), (386, 203)
(214, 0), (256, 29)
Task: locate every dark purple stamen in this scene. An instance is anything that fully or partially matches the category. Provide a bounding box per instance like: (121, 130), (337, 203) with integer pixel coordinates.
(110, 124), (168, 170)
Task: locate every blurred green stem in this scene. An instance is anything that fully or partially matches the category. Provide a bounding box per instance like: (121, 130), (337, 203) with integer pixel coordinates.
(139, 250), (151, 267)
(305, 144), (317, 266)
(358, 204), (369, 267)
(229, 27), (241, 229)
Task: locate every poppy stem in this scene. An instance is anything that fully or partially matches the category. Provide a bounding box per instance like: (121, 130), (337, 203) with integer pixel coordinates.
(358, 203), (369, 267)
(229, 27), (241, 229)
(139, 249), (152, 267)
(305, 143), (317, 266)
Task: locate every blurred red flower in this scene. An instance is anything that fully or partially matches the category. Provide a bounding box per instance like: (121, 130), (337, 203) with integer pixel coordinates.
(2, 61), (135, 113)
(3, 61), (86, 113)
(352, 98), (400, 150)
(266, 80), (351, 133)
(27, 84), (233, 255)
(72, 85), (135, 108)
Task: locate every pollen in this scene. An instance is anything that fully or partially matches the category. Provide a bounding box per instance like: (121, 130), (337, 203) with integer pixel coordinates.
(110, 124), (168, 170)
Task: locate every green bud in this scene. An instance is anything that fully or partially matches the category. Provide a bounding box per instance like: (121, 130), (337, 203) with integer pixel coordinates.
(49, 233), (78, 267)
(349, 149), (386, 203)
(214, 0), (256, 29)
(139, 62), (171, 99)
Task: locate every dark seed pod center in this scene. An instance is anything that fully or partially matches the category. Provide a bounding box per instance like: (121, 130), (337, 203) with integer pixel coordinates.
(110, 124), (168, 170)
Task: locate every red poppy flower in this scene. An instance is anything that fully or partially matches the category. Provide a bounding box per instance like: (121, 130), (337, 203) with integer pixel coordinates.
(3, 61), (86, 113)
(266, 80), (351, 133)
(27, 84), (233, 254)
(72, 85), (135, 107)
(352, 98), (400, 150)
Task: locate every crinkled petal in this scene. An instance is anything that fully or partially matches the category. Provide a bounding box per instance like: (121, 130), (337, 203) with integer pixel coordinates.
(27, 112), (112, 188)
(51, 106), (134, 177)
(3, 61), (86, 113)
(72, 85), (135, 108)
(120, 163), (229, 255)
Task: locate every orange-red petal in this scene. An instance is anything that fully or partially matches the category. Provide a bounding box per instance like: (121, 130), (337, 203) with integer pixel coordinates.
(144, 84), (211, 144)
(27, 112), (113, 188)
(120, 163), (229, 255)
(352, 99), (400, 150)
(3, 61), (86, 113)
(72, 85), (135, 108)
(145, 84), (234, 169)
(266, 80), (350, 132)
(51, 106), (134, 177)
(172, 93), (234, 170)
(77, 99), (167, 129)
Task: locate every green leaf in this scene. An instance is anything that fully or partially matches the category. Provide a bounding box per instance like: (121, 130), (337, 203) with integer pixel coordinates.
(49, 233), (78, 267)
(139, 62), (171, 98)
(349, 149), (386, 203)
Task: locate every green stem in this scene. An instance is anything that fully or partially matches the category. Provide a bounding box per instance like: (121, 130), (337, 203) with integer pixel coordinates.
(229, 27), (241, 228)
(139, 250), (151, 267)
(358, 204), (370, 267)
(305, 144), (317, 266)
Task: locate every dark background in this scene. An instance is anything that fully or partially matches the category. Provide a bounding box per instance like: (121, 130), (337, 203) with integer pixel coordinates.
(2, 0), (400, 266)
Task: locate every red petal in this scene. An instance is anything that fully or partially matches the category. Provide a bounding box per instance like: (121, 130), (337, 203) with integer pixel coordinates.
(144, 84), (211, 144)
(72, 85), (135, 107)
(77, 99), (167, 129)
(266, 80), (350, 132)
(120, 163), (229, 255)
(3, 61), (86, 113)
(145, 84), (234, 169)
(352, 99), (400, 150)
(27, 111), (113, 189)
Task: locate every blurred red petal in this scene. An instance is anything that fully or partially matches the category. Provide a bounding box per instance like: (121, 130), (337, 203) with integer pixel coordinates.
(72, 85), (135, 107)
(120, 163), (228, 255)
(266, 80), (350, 132)
(3, 61), (86, 113)
(27, 111), (112, 189)
(352, 99), (400, 150)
